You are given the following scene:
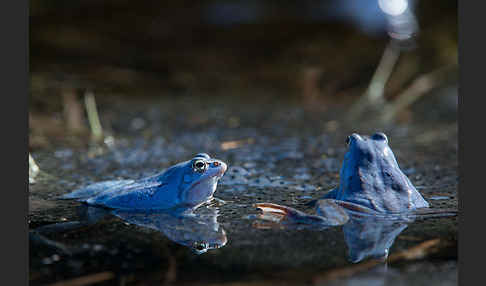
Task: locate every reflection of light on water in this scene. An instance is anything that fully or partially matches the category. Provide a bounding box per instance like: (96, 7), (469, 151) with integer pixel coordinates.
(378, 0), (408, 16)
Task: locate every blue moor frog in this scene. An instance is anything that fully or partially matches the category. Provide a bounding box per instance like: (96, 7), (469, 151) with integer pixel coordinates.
(255, 132), (429, 224)
(254, 133), (430, 262)
(62, 153), (227, 211)
(322, 132), (429, 213)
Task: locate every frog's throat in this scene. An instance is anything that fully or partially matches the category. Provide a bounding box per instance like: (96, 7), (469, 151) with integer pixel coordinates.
(180, 173), (219, 205)
(186, 168), (223, 191)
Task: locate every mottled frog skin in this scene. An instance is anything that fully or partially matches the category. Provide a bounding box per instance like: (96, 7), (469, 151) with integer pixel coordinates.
(62, 153), (227, 211)
(323, 132), (429, 213)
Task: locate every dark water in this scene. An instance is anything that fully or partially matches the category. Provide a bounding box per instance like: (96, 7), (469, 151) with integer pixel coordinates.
(29, 95), (457, 285)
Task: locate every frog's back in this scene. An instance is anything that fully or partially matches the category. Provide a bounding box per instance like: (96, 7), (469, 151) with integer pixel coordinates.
(84, 180), (176, 210)
(62, 165), (184, 210)
(61, 180), (135, 200)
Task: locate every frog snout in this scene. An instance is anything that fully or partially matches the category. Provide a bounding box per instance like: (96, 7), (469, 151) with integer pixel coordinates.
(218, 161), (227, 176)
(210, 160), (227, 177)
(219, 162), (228, 177)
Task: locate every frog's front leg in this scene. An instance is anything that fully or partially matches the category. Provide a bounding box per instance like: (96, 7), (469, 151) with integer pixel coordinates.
(207, 197), (227, 207)
(254, 202), (349, 226)
(316, 199), (378, 217)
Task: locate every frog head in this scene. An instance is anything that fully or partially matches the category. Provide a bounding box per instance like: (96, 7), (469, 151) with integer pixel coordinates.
(334, 133), (429, 212)
(176, 153), (227, 208)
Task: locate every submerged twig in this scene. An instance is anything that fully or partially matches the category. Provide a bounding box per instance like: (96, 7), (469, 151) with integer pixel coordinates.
(312, 238), (443, 284)
(47, 271), (115, 286)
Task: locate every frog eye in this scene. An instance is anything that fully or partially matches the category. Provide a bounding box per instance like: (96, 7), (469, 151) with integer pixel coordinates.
(193, 241), (209, 252)
(193, 159), (208, 173)
(371, 132), (388, 143)
(345, 136), (351, 147)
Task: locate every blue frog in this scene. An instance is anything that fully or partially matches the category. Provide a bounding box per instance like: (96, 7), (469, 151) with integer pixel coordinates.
(253, 133), (430, 262)
(62, 153), (227, 211)
(255, 132), (429, 225)
(322, 132), (429, 213)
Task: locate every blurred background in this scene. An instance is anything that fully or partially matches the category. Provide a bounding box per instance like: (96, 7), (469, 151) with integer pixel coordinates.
(29, 0), (457, 150)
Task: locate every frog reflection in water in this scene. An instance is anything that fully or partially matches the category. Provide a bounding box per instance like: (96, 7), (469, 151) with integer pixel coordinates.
(32, 204), (227, 255)
(62, 153), (227, 211)
(114, 207), (227, 254)
(254, 133), (429, 262)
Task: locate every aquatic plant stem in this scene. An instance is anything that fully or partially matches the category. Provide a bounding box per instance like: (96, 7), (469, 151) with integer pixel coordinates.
(379, 65), (457, 122)
(348, 42), (401, 120)
(84, 90), (104, 142)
